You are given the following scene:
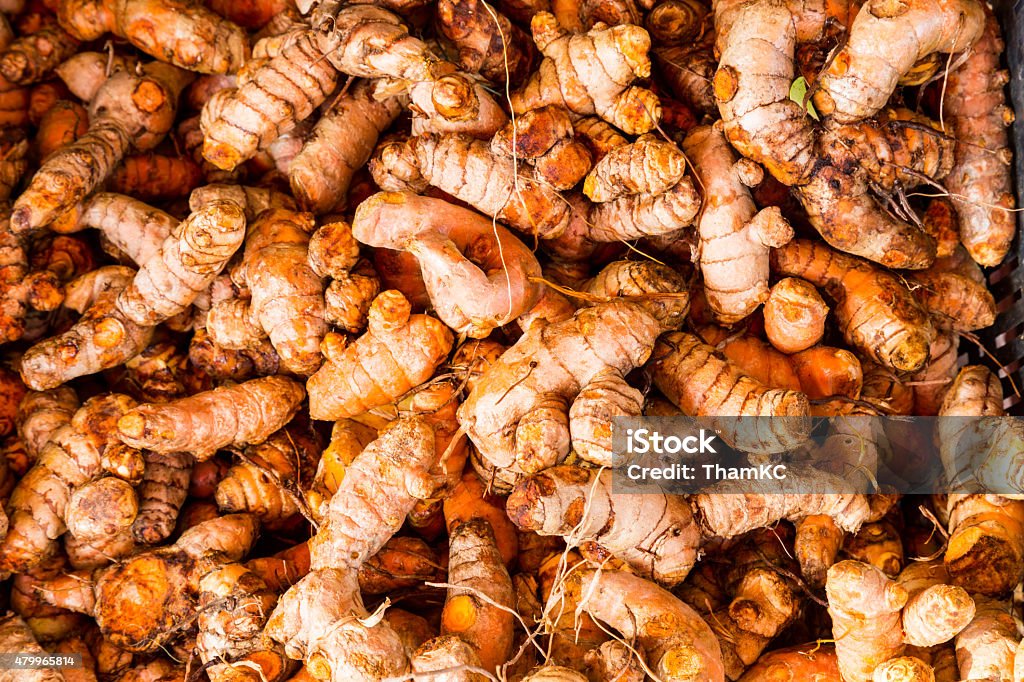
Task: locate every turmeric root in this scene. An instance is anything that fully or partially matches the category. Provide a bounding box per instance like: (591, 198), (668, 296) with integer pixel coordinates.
(579, 569), (725, 682)
(19, 266), (155, 391)
(215, 423), (320, 526)
(583, 133), (687, 202)
(507, 465), (700, 586)
(306, 290), (453, 421)
(435, 0), (534, 86)
(358, 536), (440, 595)
(684, 123), (793, 323)
(440, 518), (515, 673)
(110, 153), (202, 202)
(954, 597), (1018, 681)
(909, 262), (995, 334)
(941, 494), (1024, 596)
(411, 635), (487, 682)
(585, 176), (701, 242)
(736, 643), (839, 682)
(650, 331), (810, 452)
(898, 561), (975, 648)
(813, 0), (984, 123)
(943, 9), (1016, 267)
(771, 240), (934, 372)
(458, 300), (661, 473)
(131, 450), (191, 545)
(223, 208), (327, 375)
(443, 472), (519, 567)
(411, 133), (572, 239)
(15, 387), (78, 469)
(12, 62), (192, 234)
(114, 198), (245, 326)
(305, 418), (377, 522)
(266, 418), (440, 681)
(353, 192), (544, 337)
(116, 375), (305, 459)
(35, 99), (88, 160)
(763, 278), (828, 354)
(57, 0), (249, 75)
(0, 393), (137, 573)
(289, 83), (404, 215)
(35, 514), (259, 652)
(712, 0), (821, 185)
(511, 12), (660, 135)
(0, 21), (79, 86)
(794, 514), (845, 587)
(827, 560), (907, 682)
(196, 562), (294, 682)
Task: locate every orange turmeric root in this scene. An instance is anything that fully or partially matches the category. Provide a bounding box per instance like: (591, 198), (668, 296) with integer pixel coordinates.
(771, 240), (934, 372)
(440, 518), (515, 674)
(306, 290), (453, 421)
(110, 153), (202, 202)
(57, 0), (249, 75)
(116, 375), (305, 459)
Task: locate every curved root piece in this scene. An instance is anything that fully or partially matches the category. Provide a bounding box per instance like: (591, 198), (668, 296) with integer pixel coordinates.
(353, 191), (544, 338)
(579, 570), (725, 682)
(507, 465), (700, 586)
(814, 0), (984, 123)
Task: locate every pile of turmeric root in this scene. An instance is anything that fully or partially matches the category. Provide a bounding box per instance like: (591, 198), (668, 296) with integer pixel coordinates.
(0, 0), (1018, 679)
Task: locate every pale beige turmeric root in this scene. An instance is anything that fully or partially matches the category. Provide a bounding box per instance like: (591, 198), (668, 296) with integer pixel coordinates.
(712, 0), (823, 185)
(57, 0), (248, 74)
(411, 635), (487, 682)
(16, 387), (78, 464)
(306, 290), (453, 421)
(507, 465), (700, 586)
(226, 208), (327, 375)
(289, 83), (404, 215)
(944, 8), (1016, 267)
(764, 278), (828, 354)
(684, 123), (793, 323)
(116, 375), (305, 459)
(511, 12), (660, 135)
(955, 597), (1018, 681)
(266, 418), (440, 681)
(353, 191), (544, 338)
(411, 133), (572, 238)
(897, 561), (975, 648)
(583, 133), (686, 202)
(458, 300), (661, 473)
(12, 63), (192, 234)
(813, 0), (984, 122)
(115, 199), (246, 326)
(579, 569), (725, 682)
(0, 393), (137, 573)
(827, 560), (908, 682)
(440, 518), (515, 674)
(19, 266), (155, 391)
(771, 240), (934, 372)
